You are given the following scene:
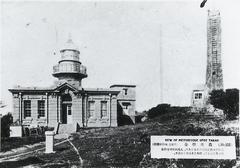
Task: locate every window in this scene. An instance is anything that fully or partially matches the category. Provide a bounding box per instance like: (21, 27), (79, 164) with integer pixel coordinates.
(24, 100), (31, 118)
(101, 101), (107, 118)
(74, 64), (78, 71)
(88, 101), (95, 118)
(194, 93), (203, 99)
(38, 100), (45, 118)
(76, 64), (80, 71)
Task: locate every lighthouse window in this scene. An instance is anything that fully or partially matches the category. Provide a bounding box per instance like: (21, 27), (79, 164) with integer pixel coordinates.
(76, 64), (80, 71)
(74, 65), (77, 71)
(67, 64), (71, 71)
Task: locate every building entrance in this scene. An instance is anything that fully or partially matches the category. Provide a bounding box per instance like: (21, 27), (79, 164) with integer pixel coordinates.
(62, 104), (72, 124)
(61, 94), (72, 124)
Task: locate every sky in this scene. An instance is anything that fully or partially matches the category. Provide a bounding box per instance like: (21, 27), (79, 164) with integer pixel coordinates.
(1, 0), (240, 113)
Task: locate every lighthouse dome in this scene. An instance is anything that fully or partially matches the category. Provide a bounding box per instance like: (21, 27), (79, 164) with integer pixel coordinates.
(60, 39), (80, 54)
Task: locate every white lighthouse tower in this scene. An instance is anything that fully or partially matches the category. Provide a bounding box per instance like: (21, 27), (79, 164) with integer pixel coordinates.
(52, 38), (87, 89)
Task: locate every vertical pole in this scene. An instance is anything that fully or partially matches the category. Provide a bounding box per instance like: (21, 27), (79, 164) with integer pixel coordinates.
(159, 24), (163, 103)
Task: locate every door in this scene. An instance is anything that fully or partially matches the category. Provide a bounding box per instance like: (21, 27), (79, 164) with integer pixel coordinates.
(62, 104), (67, 124)
(61, 93), (72, 124)
(61, 104), (72, 124)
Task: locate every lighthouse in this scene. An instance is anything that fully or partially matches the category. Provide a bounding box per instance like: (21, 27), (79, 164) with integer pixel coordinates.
(52, 38), (87, 88)
(205, 10), (223, 91)
(9, 37), (136, 132)
(191, 10), (224, 110)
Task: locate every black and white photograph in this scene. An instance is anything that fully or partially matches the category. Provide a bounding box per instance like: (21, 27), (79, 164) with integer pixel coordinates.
(0, 0), (239, 167)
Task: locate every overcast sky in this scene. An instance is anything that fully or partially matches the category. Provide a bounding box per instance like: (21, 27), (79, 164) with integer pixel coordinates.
(1, 0), (240, 112)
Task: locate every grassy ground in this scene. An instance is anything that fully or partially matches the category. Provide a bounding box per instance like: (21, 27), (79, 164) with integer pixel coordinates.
(0, 111), (239, 168)
(0, 136), (45, 152)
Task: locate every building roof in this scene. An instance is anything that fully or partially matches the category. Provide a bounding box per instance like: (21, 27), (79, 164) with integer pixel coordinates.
(9, 86), (54, 93)
(84, 88), (120, 94)
(9, 84), (120, 95)
(52, 82), (79, 92)
(110, 84), (136, 88)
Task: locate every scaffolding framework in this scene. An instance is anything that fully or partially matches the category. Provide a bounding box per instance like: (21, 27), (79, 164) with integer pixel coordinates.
(205, 10), (224, 91)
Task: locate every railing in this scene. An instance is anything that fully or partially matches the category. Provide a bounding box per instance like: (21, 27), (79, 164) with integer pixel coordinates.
(53, 64), (87, 76)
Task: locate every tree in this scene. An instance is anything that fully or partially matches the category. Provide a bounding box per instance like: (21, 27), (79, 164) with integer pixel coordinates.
(1, 113), (13, 138)
(209, 89), (225, 110)
(209, 89), (239, 120)
(224, 89), (239, 119)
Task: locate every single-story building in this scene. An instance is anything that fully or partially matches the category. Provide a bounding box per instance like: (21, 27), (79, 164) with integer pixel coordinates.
(9, 39), (136, 134)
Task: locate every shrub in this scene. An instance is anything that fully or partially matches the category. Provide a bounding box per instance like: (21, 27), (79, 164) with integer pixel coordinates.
(209, 88), (239, 120)
(224, 89), (239, 119)
(1, 113), (13, 138)
(167, 124), (205, 136)
(147, 104), (190, 120)
(147, 104), (171, 119)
